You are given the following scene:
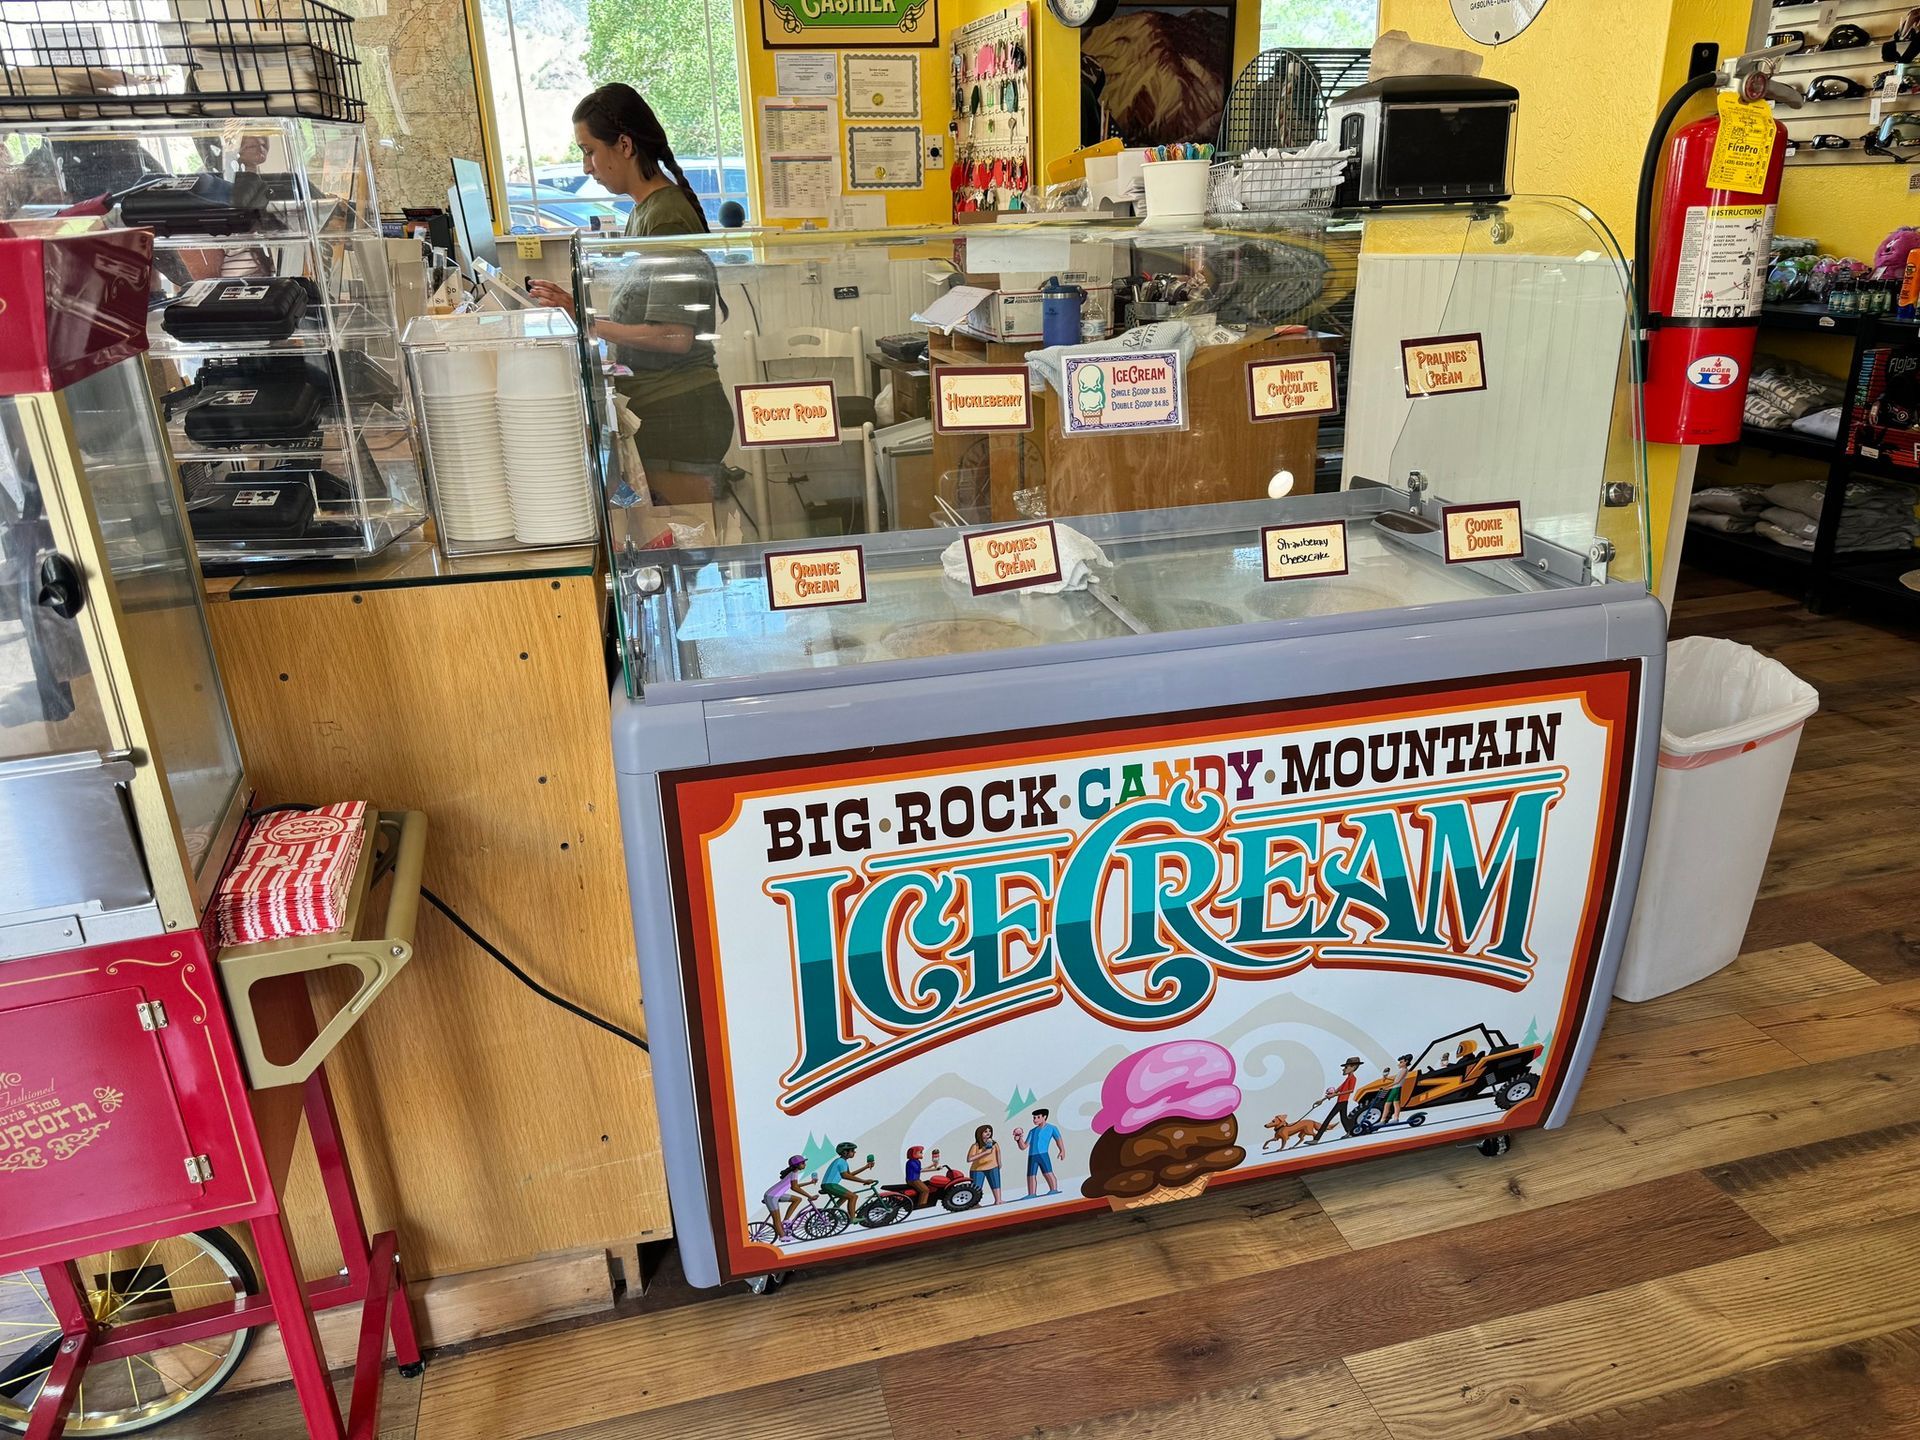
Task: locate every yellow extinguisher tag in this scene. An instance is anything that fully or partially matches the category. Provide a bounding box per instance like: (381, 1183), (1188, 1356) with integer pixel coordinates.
(1708, 92), (1777, 193)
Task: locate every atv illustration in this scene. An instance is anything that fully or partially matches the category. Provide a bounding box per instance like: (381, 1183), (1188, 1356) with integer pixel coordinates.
(856, 1164), (983, 1228)
(1350, 1023), (1544, 1136)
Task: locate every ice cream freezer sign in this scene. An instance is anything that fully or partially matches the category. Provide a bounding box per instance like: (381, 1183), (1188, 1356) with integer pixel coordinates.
(663, 664), (1641, 1278)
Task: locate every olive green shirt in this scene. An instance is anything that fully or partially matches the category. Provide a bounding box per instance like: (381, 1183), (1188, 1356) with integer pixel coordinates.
(610, 184), (718, 399)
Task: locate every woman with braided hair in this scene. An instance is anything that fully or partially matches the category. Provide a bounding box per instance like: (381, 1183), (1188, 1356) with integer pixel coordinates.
(529, 82), (734, 467)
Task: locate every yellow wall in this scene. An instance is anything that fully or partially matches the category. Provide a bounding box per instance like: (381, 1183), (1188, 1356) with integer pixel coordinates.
(734, 0), (1085, 228)
(1377, 0), (1752, 583)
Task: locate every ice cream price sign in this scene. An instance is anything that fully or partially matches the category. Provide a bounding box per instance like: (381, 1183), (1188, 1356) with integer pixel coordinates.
(662, 664), (1641, 1279)
(1442, 501), (1526, 563)
(1061, 350), (1186, 435)
(1247, 354), (1339, 421)
(961, 521), (1062, 595)
(766, 545), (868, 611)
(734, 380), (842, 447)
(1261, 520), (1349, 581)
(933, 365), (1032, 433)
(1402, 332), (1488, 398)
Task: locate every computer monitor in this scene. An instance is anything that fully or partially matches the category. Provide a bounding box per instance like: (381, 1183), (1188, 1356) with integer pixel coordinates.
(448, 157), (498, 272)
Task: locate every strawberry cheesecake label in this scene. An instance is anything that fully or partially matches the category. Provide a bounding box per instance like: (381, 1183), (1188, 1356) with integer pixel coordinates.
(663, 664), (1642, 1280)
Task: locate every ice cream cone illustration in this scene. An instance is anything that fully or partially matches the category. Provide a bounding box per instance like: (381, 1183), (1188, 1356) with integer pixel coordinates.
(1082, 1039), (1245, 1212)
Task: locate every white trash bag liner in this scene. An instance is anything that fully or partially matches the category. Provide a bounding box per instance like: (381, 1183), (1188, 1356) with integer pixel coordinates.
(1615, 637), (1819, 1003)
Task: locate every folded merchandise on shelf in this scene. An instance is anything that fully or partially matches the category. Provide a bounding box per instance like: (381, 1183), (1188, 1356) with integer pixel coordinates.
(1745, 353), (1844, 431)
(1748, 476), (1920, 554)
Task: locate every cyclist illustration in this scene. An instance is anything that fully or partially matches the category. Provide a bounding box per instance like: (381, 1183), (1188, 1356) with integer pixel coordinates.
(760, 1155), (815, 1237)
(820, 1140), (875, 1222)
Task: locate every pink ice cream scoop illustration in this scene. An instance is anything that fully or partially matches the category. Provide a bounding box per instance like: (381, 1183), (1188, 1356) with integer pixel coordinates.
(1082, 1040), (1246, 1210)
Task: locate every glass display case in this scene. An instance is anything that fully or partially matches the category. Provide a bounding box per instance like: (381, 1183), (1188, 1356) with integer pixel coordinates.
(606, 201), (1670, 1291)
(1, 347), (247, 956)
(586, 199), (1648, 697)
(0, 117), (424, 565)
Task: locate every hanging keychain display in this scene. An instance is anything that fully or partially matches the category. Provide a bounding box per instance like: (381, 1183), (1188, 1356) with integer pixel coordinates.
(949, 2), (1033, 219)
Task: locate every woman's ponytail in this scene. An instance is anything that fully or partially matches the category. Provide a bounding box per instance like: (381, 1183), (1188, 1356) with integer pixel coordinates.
(654, 145), (712, 234)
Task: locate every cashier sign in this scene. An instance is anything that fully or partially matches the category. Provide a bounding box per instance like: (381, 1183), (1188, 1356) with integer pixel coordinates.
(664, 662), (1642, 1279)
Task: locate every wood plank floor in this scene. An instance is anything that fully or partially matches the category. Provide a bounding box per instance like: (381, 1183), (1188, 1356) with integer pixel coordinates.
(192, 572), (1920, 1439)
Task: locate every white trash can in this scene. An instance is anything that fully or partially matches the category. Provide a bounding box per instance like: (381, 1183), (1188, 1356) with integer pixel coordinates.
(1615, 636), (1820, 1002)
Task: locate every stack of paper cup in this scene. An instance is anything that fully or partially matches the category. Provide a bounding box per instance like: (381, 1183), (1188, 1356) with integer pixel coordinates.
(496, 345), (595, 546)
(418, 348), (512, 545)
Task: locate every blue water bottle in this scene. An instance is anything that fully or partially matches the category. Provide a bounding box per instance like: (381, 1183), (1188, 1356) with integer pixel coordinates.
(1040, 275), (1085, 347)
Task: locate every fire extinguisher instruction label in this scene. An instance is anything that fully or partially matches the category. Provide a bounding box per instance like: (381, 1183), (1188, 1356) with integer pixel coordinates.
(1671, 204), (1775, 320)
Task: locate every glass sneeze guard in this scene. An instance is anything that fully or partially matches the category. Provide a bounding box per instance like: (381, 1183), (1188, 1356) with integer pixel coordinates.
(587, 198), (1647, 698)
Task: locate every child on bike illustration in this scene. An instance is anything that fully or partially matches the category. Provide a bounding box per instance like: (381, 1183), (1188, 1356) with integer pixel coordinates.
(761, 1154), (815, 1237)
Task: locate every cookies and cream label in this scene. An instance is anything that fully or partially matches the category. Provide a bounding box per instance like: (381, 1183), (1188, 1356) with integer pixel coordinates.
(735, 380), (842, 447)
(664, 665), (1642, 1281)
(962, 521), (1063, 595)
(766, 545), (868, 611)
(1442, 501), (1525, 563)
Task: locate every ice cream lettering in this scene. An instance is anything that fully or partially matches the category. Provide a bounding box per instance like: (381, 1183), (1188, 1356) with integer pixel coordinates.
(1083, 1040), (1246, 1207)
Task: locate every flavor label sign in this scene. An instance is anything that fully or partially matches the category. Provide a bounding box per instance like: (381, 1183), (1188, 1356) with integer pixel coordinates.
(735, 380), (842, 447)
(1061, 350), (1186, 435)
(1443, 501), (1526, 563)
(1402, 333), (1488, 398)
(1248, 354), (1340, 421)
(766, 545), (868, 611)
(663, 664), (1642, 1281)
(1261, 520), (1350, 581)
(962, 521), (1062, 595)
(933, 365), (1032, 433)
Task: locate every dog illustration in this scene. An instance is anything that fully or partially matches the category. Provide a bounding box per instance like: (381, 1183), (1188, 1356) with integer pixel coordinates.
(1263, 1112), (1318, 1151)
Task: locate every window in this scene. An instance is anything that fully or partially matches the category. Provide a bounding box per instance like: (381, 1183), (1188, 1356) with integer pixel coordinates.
(1259, 0), (1377, 50)
(476, 0), (750, 231)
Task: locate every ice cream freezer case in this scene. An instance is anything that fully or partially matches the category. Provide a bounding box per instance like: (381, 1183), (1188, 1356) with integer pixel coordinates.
(612, 488), (1665, 1287)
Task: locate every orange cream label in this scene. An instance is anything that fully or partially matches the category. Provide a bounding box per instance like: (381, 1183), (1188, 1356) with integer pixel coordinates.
(766, 546), (868, 611)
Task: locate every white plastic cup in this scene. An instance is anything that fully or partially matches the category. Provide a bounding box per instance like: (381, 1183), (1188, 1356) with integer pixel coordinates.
(496, 344), (578, 399)
(1141, 158), (1209, 221)
(417, 347), (495, 399)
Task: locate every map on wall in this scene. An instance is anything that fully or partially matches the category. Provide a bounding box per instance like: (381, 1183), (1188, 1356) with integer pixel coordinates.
(1449, 0), (1549, 45)
(762, 0), (939, 47)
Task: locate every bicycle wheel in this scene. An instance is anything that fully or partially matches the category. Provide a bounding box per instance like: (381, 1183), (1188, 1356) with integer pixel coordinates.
(802, 1206), (850, 1240)
(0, 1228), (256, 1435)
(747, 1220), (778, 1245)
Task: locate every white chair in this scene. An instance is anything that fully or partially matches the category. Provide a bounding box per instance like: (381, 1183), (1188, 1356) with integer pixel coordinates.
(744, 326), (882, 532)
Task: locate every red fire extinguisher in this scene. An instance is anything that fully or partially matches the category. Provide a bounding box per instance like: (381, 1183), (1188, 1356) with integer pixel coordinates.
(1637, 66), (1790, 446)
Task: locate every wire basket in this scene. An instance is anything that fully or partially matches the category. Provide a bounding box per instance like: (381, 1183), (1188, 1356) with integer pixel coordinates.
(0, 0), (364, 123)
(1210, 152), (1349, 219)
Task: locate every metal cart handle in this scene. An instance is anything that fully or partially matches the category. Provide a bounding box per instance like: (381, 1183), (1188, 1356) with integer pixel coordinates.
(220, 809), (429, 1090)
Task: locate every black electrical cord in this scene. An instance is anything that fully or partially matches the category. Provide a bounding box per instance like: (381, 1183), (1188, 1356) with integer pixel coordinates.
(1635, 69), (1720, 366)
(422, 888), (649, 1053)
(243, 802), (648, 1053)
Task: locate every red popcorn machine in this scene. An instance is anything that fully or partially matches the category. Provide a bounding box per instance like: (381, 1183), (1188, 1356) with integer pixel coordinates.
(0, 228), (427, 1437)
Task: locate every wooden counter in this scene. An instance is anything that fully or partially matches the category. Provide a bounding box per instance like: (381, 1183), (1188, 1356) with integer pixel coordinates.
(204, 542), (668, 1280)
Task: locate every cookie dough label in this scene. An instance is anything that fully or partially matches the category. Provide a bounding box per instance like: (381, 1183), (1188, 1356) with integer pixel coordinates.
(1261, 520), (1350, 581)
(664, 664), (1642, 1281)
(1061, 350), (1186, 434)
(1402, 333), (1487, 398)
(735, 380), (842, 447)
(1442, 501), (1525, 563)
(933, 365), (1032, 433)
(1248, 354), (1339, 421)
(766, 545), (868, 611)
(962, 521), (1062, 595)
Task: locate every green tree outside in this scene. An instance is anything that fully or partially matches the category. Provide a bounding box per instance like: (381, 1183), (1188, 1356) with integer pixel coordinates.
(585, 0), (745, 164)
(1259, 0), (1377, 52)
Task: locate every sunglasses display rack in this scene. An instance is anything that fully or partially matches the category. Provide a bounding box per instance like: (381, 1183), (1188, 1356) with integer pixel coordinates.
(948, 3), (1033, 217)
(1767, 0), (1920, 163)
